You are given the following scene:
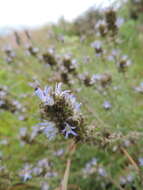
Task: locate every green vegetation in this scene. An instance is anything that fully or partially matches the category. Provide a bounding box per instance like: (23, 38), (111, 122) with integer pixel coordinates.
(0, 1), (143, 190)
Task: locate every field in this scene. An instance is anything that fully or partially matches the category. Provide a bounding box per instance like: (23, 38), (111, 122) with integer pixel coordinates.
(0, 2), (143, 190)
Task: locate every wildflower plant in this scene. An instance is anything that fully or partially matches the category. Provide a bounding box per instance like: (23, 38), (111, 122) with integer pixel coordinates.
(3, 45), (16, 63)
(35, 83), (85, 141)
(42, 48), (57, 67)
(105, 8), (118, 37)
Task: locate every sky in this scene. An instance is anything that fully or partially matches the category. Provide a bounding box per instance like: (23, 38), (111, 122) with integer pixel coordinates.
(0, 0), (115, 29)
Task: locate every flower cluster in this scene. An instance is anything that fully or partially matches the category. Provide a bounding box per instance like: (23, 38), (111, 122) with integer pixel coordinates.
(79, 72), (95, 87)
(55, 54), (78, 86)
(91, 41), (103, 57)
(41, 48), (57, 67)
(95, 9), (124, 38)
(19, 158), (57, 183)
(105, 8), (118, 36)
(95, 20), (108, 37)
(0, 85), (25, 113)
(62, 55), (78, 75)
(40, 51), (79, 86)
(117, 55), (132, 73)
(82, 158), (98, 176)
(79, 72), (112, 90)
(35, 83), (85, 141)
(4, 46), (16, 63)
(25, 44), (39, 57)
(19, 122), (58, 145)
(95, 73), (112, 88)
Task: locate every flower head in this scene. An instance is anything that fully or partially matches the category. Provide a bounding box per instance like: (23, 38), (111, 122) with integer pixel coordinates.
(35, 83), (85, 141)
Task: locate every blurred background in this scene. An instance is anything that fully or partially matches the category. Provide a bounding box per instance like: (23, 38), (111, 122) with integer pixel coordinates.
(0, 0), (115, 34)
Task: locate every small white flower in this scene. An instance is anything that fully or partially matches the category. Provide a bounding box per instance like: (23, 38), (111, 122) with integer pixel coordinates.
(62, 123), (77, 139)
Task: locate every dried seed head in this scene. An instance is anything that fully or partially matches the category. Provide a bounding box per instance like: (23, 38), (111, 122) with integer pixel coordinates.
(42, 49), (57, 67)
(91, 41), (103, 56)
(105, 8), (118, 36)
(117, 55), (132, 72)
(95, 20), (108, 37)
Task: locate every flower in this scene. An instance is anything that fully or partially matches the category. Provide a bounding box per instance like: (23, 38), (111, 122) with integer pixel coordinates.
(102, 101), (112, 110)
(62, 123), (77, 138)
(19, 127), (27, 137)
(91, 74), (102, 83)
(65, 94), (81, 113)
(138, 157), (143, 166)
(91, 41), (103, 56)
(116, 17), (124, 27)
(98, 167), (107, 177)
(82, 158), (98, 176)
(91, 41), (102, 49)
(55, 83), (70, 97)
(35, 86), (54, 105)
(38, 122), (58, 140)
(19, 164), (32, 182)
(53, 148), (65, 156)
(20, 172), (32, 182)
(134, 82), (143, 93)
(117, 55), (132, 72)
(35, 83), (84, 141)
(30, 126), (43, 141)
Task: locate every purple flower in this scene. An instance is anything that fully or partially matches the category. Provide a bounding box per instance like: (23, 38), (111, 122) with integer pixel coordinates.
(62, 123), (77, 139)
(35, 86), (54, 105)
(38, 122), (58, 140)
(55, 83), (70, 97)
(139, 158), (143, 166)
(64, 93), (81, 113)
(98, 167), (107, 177)
(103, 101), (112, 110)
